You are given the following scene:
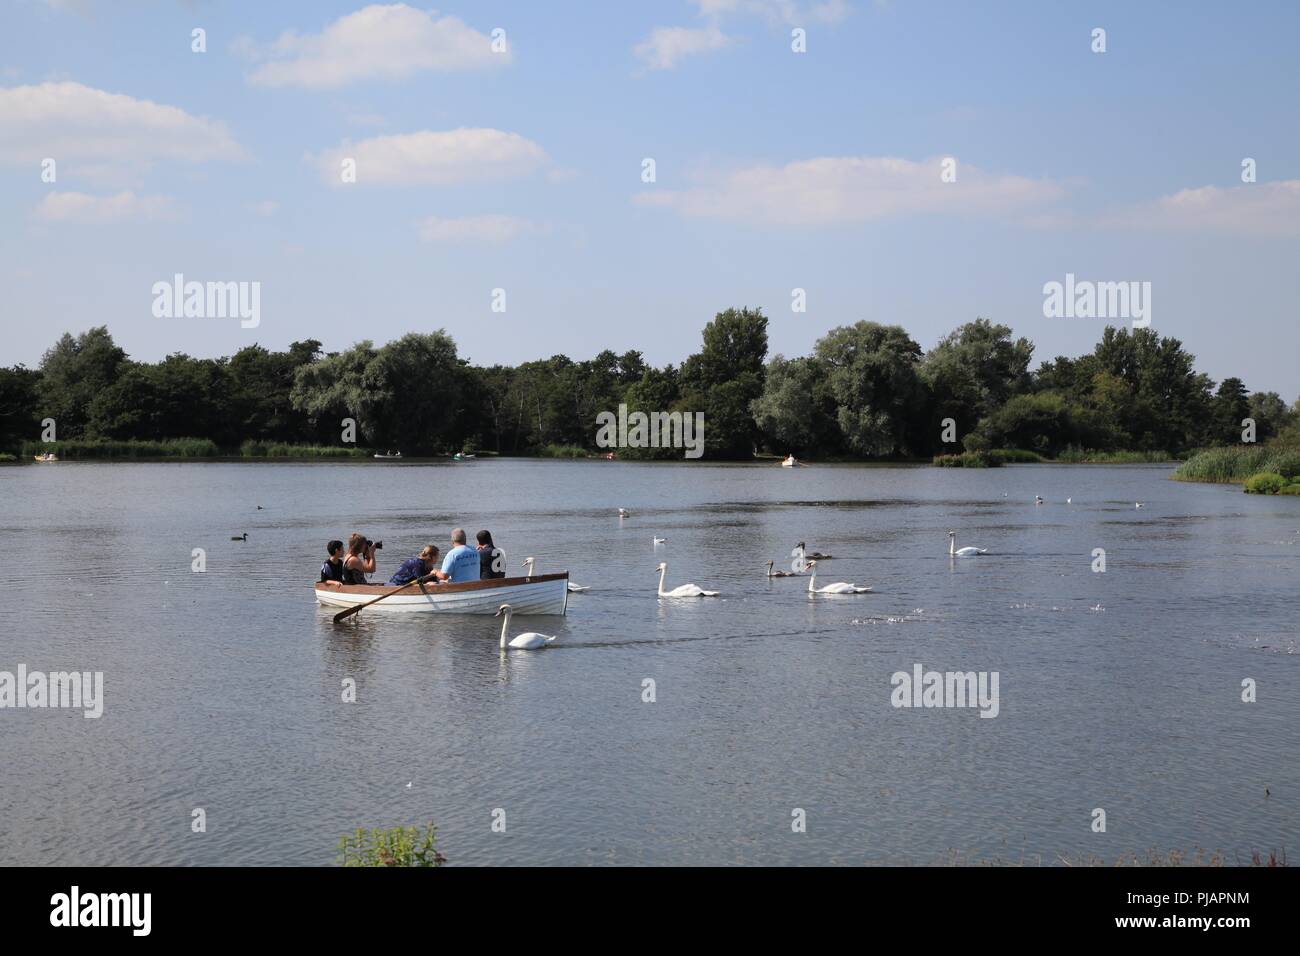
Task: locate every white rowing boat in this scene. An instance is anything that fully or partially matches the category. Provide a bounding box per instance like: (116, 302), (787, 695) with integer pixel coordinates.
(314, 572), (569, 616)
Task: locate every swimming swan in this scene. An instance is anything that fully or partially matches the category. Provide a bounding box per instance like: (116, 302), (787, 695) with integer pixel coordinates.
(765, 560), (797, 578)
(495, 603), (557, 650)
(806, 561), (871, 594)
(522, 556), (588, 592)
(948, 531), (986, 556)
(656, 562), (719, 597)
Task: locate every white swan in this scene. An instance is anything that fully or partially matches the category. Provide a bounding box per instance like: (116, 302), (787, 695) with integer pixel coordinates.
(522, 557), (588, 592)
(495, 603), (557, 650)
(806, 561), (871, 594)
(1135, 502), (1145, 509)
(653, 536), (666, 545)
(618, 508), (631, 518)
(948, 531), (987, 556)
(655, 562), (719, 597)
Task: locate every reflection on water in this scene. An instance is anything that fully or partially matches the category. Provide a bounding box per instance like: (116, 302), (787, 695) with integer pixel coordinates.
(0, 460), (1297, 865)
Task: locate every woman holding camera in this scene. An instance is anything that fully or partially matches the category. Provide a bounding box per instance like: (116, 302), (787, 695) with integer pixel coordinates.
(342, 532), (378, 585)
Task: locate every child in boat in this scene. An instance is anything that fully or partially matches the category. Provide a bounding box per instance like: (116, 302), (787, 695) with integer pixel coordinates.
(320, 540), (345, 588)
(388, 545), (440, 586)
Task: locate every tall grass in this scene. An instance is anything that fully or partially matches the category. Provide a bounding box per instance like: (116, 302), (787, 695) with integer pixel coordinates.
(1173, 445), (1300, 483)
(1056, 447), (1172, 464)
(240, 441), (366, 458)
(538, 443), (590, 459)
(21, 438), (219, 459)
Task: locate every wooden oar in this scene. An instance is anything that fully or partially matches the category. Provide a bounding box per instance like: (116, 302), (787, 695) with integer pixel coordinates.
(332, 575), (431, 624)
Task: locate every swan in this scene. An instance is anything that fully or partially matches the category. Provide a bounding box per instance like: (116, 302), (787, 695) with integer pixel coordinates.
(521, 557), (588, 592)
(653, 536), (667, 545)
(656, 562), (719, 597)
(1135, 502), (1145, 509)
(230, 533), (247, 541)
(1066, 497), (1072, 504)
(948, 531), (986, 556)
(796, 541), (834, 560)
(765, 560), (797, 578)
(495, 604), (557, 650)
(806, 561), (871, 594)
(1034, 495), (1044, 505)
(618, 508), (631, 518)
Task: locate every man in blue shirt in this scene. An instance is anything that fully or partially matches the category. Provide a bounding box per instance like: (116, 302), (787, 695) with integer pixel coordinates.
(438, 529), (480, 583)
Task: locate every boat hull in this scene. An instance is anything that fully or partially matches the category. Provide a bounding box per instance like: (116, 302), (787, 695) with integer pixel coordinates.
(314, 572), (569, 616)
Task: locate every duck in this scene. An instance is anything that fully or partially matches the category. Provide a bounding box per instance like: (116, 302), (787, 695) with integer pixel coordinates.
(1035, 495), (1044, 505)
(1135, 502), (1145, 509)
(653, 536), (667, 545)
(765, 560), (797, 578)
(495, 604), (557, 650)
(948, 531), (986, 556)
(655, 562), (719, 598)
(806, 561), (871, 594)
(618, 508), (631, 518)
(230, 533), (247, 541)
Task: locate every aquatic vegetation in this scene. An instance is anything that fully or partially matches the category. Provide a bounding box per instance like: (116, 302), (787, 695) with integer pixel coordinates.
(1174, 445), (1300, 483)
(239, 441), (366, 458)
(538, 443), (590, 459)
(933, 451), (1001, 467)
(1243, 471), (1300, 495)
(20, 438), (220, 459)
(1055, 447), (1172, 464)
(338, 823), (445, 867)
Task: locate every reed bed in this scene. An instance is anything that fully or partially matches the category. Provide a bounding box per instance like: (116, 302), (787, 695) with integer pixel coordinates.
(1173, 444), (1300, 483)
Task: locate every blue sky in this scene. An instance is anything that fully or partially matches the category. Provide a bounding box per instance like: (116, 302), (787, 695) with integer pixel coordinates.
(2, 0), (1297, 395)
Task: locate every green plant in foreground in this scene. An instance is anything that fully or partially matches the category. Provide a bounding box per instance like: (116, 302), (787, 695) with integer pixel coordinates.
(1244, 471), (1287, 494)
(338, 823), (446, 867)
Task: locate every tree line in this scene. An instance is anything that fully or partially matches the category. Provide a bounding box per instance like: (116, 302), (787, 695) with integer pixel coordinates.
(1, 309), (1295, 459)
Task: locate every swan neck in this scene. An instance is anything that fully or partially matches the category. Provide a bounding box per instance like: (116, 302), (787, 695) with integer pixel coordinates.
(950, 537), (955, 555)
(657, 565), (667, 596)
(499, 610), (510, 648)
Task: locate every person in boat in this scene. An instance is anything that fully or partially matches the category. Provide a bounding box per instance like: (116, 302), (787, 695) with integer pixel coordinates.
(388, 545), (440, 587)
(341, 532), (378, 585)
(320, 539), (346, 588)
(476, 530), (505, 580)
(433, 528), (480, 583)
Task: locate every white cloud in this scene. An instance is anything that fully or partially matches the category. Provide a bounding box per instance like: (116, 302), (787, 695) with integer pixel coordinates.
(0, 82), (244, 168)
(634, 26), (732, 71)
(244, 3), (507, 90)
(34, 191), (179, 223)
(694, 0), (851, 25)
(1100, 181), (1300, 237)
(635, 0), (850, 69)
(634, 155), (1063, 226)
(312, 128), (547, 186)
(417, 214), (548, 243)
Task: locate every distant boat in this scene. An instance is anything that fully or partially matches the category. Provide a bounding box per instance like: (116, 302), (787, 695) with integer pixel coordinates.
(452, 453), (476, 461)
(33, 452), (59, 462)
(373, 451), (402, 459)
(315, 572), (569, 616)
(781, 454), (805, 468)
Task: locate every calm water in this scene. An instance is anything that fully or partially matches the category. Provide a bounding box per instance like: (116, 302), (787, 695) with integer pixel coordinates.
(1, 459), (1296, 865)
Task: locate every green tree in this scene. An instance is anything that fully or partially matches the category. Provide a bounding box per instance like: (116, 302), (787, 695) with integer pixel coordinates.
(37, 327), (127, 438)
(0, 365), (42, 452)
(922, 318), (1033, 450)
(814, 321), (925, 457)
(751, 354), (840, 456)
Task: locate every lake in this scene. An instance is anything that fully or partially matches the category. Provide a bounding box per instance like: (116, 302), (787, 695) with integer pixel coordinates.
(1, 459), (1296, 865)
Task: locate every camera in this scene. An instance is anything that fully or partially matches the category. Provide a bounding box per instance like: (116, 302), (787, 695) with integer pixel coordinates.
(366, 539), (383, 550)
